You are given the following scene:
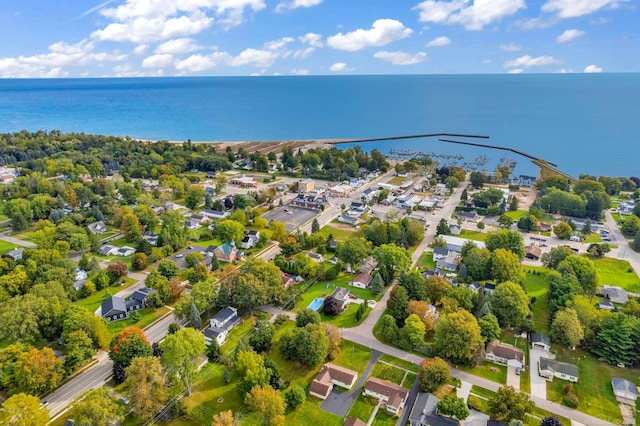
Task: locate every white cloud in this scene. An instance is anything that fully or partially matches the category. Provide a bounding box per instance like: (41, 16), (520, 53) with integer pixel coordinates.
(500, 43), (522, 52)
(293, 47), (315, 59)
(0, 39), (125, 78)
(373, 50), (427, 65)
(142, 53), (174, 68)
(264, 37), (295, 51)
(155, 38), (203, 54)
(174, 41), (284, 73)
(557, 29), (585, 43)
(330, 62), (347, 72)
(133, 44), (148, 54)
(276, 0), (322, 13)
(508, 68), (523, 74)
(584, 64), (603, 73)
(175, 54), (220, 72)
(227, 48), (279, 67)
(504, 55), (560, 68)
(555, 68), (574, 73)
(327, 19), (413, 51)
(514, 16), (557, 30)
(426, 36), (451, 47)
(413, 0), (526, 30)
(542, 0), (627, 18)
(290, 68), (309, 75)
(299, 33), (323, 47)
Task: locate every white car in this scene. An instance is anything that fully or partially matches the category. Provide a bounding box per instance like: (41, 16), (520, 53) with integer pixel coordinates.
(175, 254), (184, 258)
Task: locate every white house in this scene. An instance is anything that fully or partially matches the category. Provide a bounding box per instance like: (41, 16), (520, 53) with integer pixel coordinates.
(203, 306), (240, 345)
(618, 201), (636, 215)
(364, 378), (409, 416)
(432, 247), (450, 262)
(538, 357), (578, 382)
(612, 378), (638, 405)
(441, 235), (486, 253)
(309, 363), (358, 399)
(201, 209), (230, 220)
(530, 333), (551, 351)
(485, 340), (525, 369)
(240, 230), (260, 249)
(87, 220), (107, 234)
(351, 273), (373, 289)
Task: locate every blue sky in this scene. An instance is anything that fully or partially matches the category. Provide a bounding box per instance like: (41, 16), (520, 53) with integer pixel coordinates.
(0, 0), (637, 77)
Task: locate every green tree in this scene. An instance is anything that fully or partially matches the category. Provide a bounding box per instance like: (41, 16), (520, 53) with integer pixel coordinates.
(478, 314), (501, 344)
(10, 347), (64, 395)
(311, 218), (320, 234)
(279, 323), (328, 367)
(160, 328), (206, 395)
(159, 210), (189, 250)
(387, 285), (410, 323)
(296, 309), (321, 327)
(74, 388), (124, 426)
(355, 301), (367, 323)
(400, 271), (428, 301)
(133, 204), (159, 230)
(447, 286), (476, 311)
(550, 308), (584, 348)
(488, 386), (534, 423)
(370, 273), (385, 295)
(485, 229), (525, 259)
(558, 255), (599, 296)
(402, 314), (427, 349)
(216, 219), (245, 245)
(0, 393), (50, 426)
(437, 394), (470, 420)
(185, 186), (206, 209)
(417, 357), (450, 393)
(236, 350), (270, 395)
(540, 416), (564, 426)
(284, 384), (306, 409)
(185, 252), (205, 268)
(553, 222), (573, 239)
(463, 247), (492, 280)
(437, 218), (450, 235)
(373, 243), (411, 284)
(158, 259), (179, 278)
(5, 199), (33, 231)
(491, 248), (522, 283)
(336, 236), (372, 269)
(121, 212), (143, 242)
(426, 276), (451, 305)
(189, 300), (202, 329)
(246, 385), (286, 426)
(592, 312), (637, 366)
(131, 252), (148, 271)
(124, 356), (168, 421)
(62, 305), (111, 350)
(492, 282), (530, 327)
(498, 215), (514, 228)
(65, 330), (96, 369)
(434, 310), (484, 364)
(541, 246), (573, 269)
(109, 327), (152, 367)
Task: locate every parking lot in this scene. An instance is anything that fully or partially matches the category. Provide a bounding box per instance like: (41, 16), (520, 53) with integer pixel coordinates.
(262, 206), (319, 231)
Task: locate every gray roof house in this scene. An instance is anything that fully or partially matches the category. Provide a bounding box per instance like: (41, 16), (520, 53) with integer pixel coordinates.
(330, 287), (350, 311)
(530, 333), (551, 351)
(538, 357), (579, 382)
(87, 220), (107, 234)
(101, 296), (128, 322)
(98, 244), (118, 256)
(409, 392), (459, 426)
(612, 378), (638, 405)
(3, 248), (24, 262)
(599, 285), (628, 304)
(204, 306), (240, 346)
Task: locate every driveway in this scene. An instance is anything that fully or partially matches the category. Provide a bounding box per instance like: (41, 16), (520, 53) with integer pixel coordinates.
(530, 348), (550, 399)
(321, 350), (382, 417)
(506, 365), (520, 390)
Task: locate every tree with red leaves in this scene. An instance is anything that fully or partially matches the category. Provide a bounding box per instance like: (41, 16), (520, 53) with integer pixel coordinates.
(108, 327), (152, 367)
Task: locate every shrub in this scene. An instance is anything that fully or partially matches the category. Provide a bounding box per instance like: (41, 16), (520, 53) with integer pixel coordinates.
(562, 383), (573, 394)
(130, 311), (141, 321)
(467, 395), (483, 411)
(274, 314), (289, 328)
(563, 393), (579, 408)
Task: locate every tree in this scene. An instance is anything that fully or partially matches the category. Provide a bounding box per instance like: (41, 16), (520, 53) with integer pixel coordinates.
(121, 212), (143, 242)
(426, 276), (451, 305)
(403, 314), (427, 349)
(62, 305), (111, 350)
(0, 393), (50, 426)
(65, 330), (96, 369)
(418, 357), (450, 393)
(336, 236), (371, 268)
(284, 384), (306, 409)
(210, 252), (220, 271)
(74, 388), (124, 426)
(388, 285), (410, 323)
(160, 328), (206, 395)
(131, 252), (148, 271)
(498, 215), (514, 228)
(6, 199), (33, 231)
(463, 247), (492, 280)
(311, 218), (320, 234)
(109, 327), (152, 367)
(279, 323), (328, 367)
(189, 300), (202, 329)
(216, 219), (245, 245)
(491, 248), (522, 283)
(355, 301), (367, 323)
(553, 222), (573, 239)
(592, 312), (636, 366)
(159, 210), (189, 250)
(296, 308), (321, 327)
(107, 261), (128, 282)
(399, 271), (427, 301)
(558, 255), (599, 296)
(485, 229), (525, 259)
(437, 218), (450, 236)
(246, 385), (286, 426)
(541, 246), (573, 269)
(158, 259), (179, 278)
(470, 171), (486, 188)
(124, 356), (168, 421)
(185, 186), (206, 209)
(322, 296), (342, 316)
(509, 196), (519, 211)
(492, 282), (530, 327)
(373, 244), (411, 284)
(540, 416), (564, 426)
(550, 308), (584, 348)
(488, 386), (534, 423)
(212, 410), (236, 426)
(236, 350), (270, 394)
(185, 252), (205, 268)
(10, 347), (64, 395)
(437, 394), (470, 420)
(248, 321), (275, 353)
(434, 310), (484, 364)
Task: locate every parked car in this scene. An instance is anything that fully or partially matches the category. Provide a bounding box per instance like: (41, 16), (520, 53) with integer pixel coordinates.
(515, 367), (521, 375)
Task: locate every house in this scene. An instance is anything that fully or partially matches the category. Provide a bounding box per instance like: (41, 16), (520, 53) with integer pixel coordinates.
(328, 239), (338, 250)
(116, 246), (135, 256)
(441, 235), (486, 253)
(618, 201), (636, 216)
(538, 357), (579, 382)
(87, 220), (107, 234)
(101, 297), (128, 322)
(448, 224), (462, 235)
(359, 256), (378, 275)
(204, 307), (240, 346)
(599, 285), (628, 304)
(434, 183), (447, 195)
(73, 278), (87, 291)
(483, 283), (496, 293)
(126, 287), (157, 312)
(352, 273), (373, 289)
(281, 272), (298, 288)
(297, 178), (315, 193)
(309, 363), (359, 399)
(74, 269), (88, 282)
(612, 378), (638, 405)
(418, 198), (437, 211)
(347, 202), (368, 216)
(394, 194), (422, 210)
(201, 209), (230, 220)
(597, 300), (615, 311)
(291, 193), (327, 210)
(436, 251), (459, 272)
(361, 188), (378, 202)
(185, 219), (201, 230)
(537, 221), (551, 232)
(423, 268), (446, 280)
(213, 242), (244, 263)
(408, 392), (459, 426)
(241, 230), (260, 249)
(338, 215), (360, 226)
(469, 282), (481, 292)
(518, 175), (537, 186)
(433, 247), (450, 262)
(329, 184), (353, 197)
(363, 377), (409, 416)
(344, 418), (366, 426)
(569, 232), (581, 242)
(485, 340), (525, 369)
(329, 287), (350, 311)
(525, 245), (542, 260)
(142, 231), (159, 246)
(98, 244), (118, 256)
(3, 248), (24, 262)
(456, 211), (479, 222)
(230, 176), (258, 188)
(530, 333), (551, 351)
(205, 171), (217, 178)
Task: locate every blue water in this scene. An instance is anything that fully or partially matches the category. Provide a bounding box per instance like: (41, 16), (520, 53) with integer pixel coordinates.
(0, 74), (639, 177)
(307, 297), (324, 312)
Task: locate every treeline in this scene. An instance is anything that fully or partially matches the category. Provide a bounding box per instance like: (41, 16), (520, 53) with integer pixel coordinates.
(283, 145), (389, 180)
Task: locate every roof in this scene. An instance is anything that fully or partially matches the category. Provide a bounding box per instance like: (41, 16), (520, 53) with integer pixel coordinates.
(87, 220), (106, 232)
(441, 235), (486, 251)
(486, 340), (525, 362)
(204, 327), (225, 339)
(309, 379), (332, 398)
(539, 357), (579, 377)
(98, 244), (117, 255)
(212, 306), (237, 322)
(130, 287), (156, 303)
(600, 285), (628, 302)
(331, 287), (350, 302)
(526, 245), (542, 258)
(344, 418), (366, 426)
(531, 333), (551, 346)
(354, 273), (373, 285)
(4, 247), (24, 260)
(365, 377), (409, 406)
(612, 378), (638, 396)
(408, 392), (438, 423)
(216, 242), (236, 256)
(433, 247), (449, 256)
(101, 296), (127, 315)
(313, 363), (358, 389)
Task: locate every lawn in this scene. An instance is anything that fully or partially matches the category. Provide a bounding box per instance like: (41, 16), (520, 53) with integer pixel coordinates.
(459, 229), (487, 242)
(372, 410), (398, 426)
(387, 176), (406, 185)
(378, 354), (419, 373)
(459, 362), (507, 384)
(403, 372), (417, 387)
(319, 224), (359, 242)
(523, 267), (550, 334)
(583, 233), (602, 244)
(504, 210), (529, 220)
(0, 239), (17, 254)
(370, 362), (406, 385)
(74, 278), (137, 313)
(348, 394), (377, 423)
(220, 316), (258, 357)
(333, 341), (373, 373)
(588, 256), (640, 292)
(283, 397), (342, 426)
(106, 306), (171, 335)
(419, 252), (436, 269)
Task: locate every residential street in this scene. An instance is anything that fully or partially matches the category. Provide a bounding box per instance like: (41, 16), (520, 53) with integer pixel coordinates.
(0, 231), (37, 248)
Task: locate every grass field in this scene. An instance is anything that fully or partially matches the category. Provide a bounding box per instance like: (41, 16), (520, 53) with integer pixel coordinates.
(333, 341), (373, 372)
(419, 252), (436, 269)
(523, 267), (550, 334)
(319, 224), (359, 242)
(588, 256), (640, 292)
(504, 210), (529, 220)
(378, 354), (419, 372)
(372, 410), (397, 426)
(387, 176), (406, 185)
(459, 229), (487, 242)
(370, 362), (406, 385)
(583, 233), (602, 244)
(348, 394), (377, 423)
(0, 239), (18, 254)
(74, 278), (137, 313)
(459, 362), (507, 384)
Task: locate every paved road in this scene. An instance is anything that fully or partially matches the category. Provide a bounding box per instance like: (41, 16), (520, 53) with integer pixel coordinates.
(0, 231), (37, 248)
(605, 210), (640, 275)
(47, 312), (179, 421)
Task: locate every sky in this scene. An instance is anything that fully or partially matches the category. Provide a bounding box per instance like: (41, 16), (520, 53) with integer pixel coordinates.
(0, 0), (637, 78)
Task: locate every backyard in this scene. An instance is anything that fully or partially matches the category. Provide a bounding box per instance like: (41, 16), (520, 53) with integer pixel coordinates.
(588, 256), (640, 292)
(459, 229), (487, 242)
(74, 277), (137, 313)
(523, 267), (550, 334)
(319, 224), (359, 242)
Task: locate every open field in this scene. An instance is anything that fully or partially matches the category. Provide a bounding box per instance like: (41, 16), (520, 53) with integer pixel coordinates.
(459, 229), (487, 242)
(458, 362), (506, 384)
(589, 256), (640, 292)
(319, 224), (359, 242)
(523, 267), (550, 334)
(348, 394), (377, 423)
(504, 210), (529, 220)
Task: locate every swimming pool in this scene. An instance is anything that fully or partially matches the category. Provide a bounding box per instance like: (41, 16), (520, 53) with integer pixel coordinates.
(307, 297), (324, 312)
